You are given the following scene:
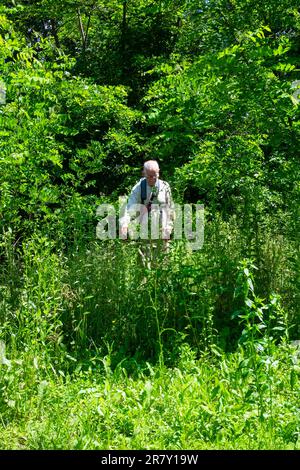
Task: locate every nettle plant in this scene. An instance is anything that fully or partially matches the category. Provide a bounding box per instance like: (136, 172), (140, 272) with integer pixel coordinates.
(232, 259), (291, 425)
(233, 259), (289, 348)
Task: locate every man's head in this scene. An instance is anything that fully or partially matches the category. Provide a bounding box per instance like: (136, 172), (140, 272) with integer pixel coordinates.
(143, 160), (160, 187)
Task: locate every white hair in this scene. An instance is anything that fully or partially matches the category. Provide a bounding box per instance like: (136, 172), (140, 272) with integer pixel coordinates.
(143, 160), (160, 173)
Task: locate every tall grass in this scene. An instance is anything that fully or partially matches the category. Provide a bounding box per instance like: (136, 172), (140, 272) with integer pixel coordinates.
(0, 209), (299, 449)
(0, 211), (298, 360)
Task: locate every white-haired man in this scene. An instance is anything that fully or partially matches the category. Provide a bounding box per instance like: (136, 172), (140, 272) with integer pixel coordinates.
(120, 160), (174, 245)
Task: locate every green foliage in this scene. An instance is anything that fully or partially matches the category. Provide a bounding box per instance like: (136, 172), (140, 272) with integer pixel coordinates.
(0, 339), (299, 449)
(233, 259), (289, 345)
(0, 16), (141, 236)
(0, 0), (300, 450)
(145, 29), (299, 209)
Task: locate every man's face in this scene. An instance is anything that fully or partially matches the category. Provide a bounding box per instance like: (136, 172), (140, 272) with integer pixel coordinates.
(145, 169), (159, 187)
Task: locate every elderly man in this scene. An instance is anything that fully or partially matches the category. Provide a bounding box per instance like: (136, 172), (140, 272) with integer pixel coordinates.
(120, 160), (174, 245)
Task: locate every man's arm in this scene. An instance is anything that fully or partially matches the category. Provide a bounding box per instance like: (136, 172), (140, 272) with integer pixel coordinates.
(119, 181), (142, 238)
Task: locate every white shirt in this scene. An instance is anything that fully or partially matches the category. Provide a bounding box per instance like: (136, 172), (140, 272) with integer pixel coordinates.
(120, 178), (174, 238)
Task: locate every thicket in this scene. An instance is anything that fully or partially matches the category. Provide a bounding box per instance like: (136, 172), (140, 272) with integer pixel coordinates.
(0, 0), (299, 450)
(1, 1), (299, 356)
